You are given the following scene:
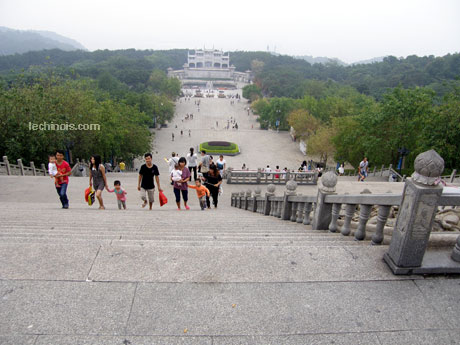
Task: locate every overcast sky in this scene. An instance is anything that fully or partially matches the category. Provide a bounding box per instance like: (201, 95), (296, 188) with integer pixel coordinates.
(1, 0), (458, 63)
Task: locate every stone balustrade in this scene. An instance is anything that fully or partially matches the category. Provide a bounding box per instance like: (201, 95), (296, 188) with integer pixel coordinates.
(227, 169), (318, 185)
(231, 150), (460, 275)
(0, 156), (47, 176)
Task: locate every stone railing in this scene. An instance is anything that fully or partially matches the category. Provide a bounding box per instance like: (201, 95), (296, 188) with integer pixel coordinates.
(71, 158), (90, 177)
(0, 156), (47, 176)
(441, 169), (459, 183)
(227, 169), (318, 185)
(231, 150), (460, 275)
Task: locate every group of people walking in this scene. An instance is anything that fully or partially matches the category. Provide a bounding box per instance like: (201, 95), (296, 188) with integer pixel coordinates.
(49, 149), (224, 211)
(167, 148), (223, 210)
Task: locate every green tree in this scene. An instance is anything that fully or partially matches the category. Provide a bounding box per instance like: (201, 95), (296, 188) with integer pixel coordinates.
(287, 109), (320, 140)
(242, 84), (262, 102)
(308, 126), (335, 164)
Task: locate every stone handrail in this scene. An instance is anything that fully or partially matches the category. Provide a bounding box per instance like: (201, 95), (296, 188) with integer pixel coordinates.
(227, 169), (318, 185)
(231, 150), (460, 275)
(441, 169), (459, 183)
(0, 156), (47, 176)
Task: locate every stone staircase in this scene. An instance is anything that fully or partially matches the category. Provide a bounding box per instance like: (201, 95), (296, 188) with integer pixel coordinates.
(0, 202), (369, 248)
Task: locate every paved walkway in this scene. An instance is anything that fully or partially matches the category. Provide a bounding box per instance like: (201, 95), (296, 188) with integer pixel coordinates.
(0, 88), (459, 344)
(152, 94), (309, 174)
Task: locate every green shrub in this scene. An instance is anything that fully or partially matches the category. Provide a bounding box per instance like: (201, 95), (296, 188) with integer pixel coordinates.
(199, 141), (240, 154)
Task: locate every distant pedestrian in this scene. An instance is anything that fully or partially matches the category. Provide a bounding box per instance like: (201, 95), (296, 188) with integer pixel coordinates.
(54, 150), (71, 209)
(188, 129), (191, 137)
(172, 157), (191, 210)
(89, 154), (109, 210)
(167, 152), (179, 182)
(199, 150), (210, 174)
(338, 164), (345, 176)
(181, 130), (183, 136)
(358, 157), (369, 181)
(215, 155), (226, 176)
(172, 133), (174, 141)
(187, 147), (198, 181)
(275, 166), (281, 179)
(202, 164), (222, 209)
(138, 153), (162, 210)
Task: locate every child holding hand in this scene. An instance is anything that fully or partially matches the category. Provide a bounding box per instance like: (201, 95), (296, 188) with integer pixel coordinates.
(188, 179), (210, 210)
(107, 180), (128, 210)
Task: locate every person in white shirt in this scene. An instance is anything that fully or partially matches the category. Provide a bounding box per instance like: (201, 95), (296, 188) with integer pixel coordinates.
(166, 152), (179, 185)
(167, 152), (179, 173)
(48, 154), (59, 185)
(187, 147), (198, 181)
(171, 164), (183, 186)
(338, 164), (345, 176)
(215, 155), (227, 176)
(264, 165), (272, 173)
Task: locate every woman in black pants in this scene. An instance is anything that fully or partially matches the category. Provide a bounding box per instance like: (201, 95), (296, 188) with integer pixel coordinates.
(202, 164), (222, 208)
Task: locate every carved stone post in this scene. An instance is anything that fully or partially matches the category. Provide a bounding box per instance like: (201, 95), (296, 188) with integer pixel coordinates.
(30, 161), (36, 176)
(371, 206), (391, 245)
(17, 159), (25, 176)
(41, 163), (46, 176)
(296, 202), (304, 223)
(3, 156), (11, 175)
(452, 235), (460, 262)
(227, 168), (233, 184)
(312, 171), (337, 230)
(341, 204), (357, 236)
(355, 204), (373, 240)
(355, 189), (373, 241)
(290, 202), (298, 222)
(264, 184), (275, 216)
(244, 190), (252, 210)
(328, 203), (342, 233)
(239, 191), (245, 209)
(256, 168), (261, 184)
(281, 180), (297, 220)
(303, 203), (313, 225)
(450, 169), (457, 183)
(253, 187), (261, 213)
(384, 150), (444, 274)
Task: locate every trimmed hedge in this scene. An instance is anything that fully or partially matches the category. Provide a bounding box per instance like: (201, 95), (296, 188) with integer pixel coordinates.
(199, 141), (240, 154)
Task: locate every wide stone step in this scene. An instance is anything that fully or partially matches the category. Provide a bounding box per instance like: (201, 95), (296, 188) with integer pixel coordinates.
(0, 238), (368, 247)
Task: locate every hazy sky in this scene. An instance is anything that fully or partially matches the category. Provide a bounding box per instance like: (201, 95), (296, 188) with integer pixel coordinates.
(1, 0), (458, 63)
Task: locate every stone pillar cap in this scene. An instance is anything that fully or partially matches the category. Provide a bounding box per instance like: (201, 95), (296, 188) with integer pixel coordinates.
(411, 149), (444, 186)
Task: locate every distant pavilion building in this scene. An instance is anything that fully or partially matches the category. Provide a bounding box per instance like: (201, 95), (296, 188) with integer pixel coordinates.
(168, 48), (252, 87)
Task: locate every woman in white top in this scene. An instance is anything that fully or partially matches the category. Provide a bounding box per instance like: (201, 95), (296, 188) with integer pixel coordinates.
(215, 155), (227, 176)
(187, 147), (198, 181)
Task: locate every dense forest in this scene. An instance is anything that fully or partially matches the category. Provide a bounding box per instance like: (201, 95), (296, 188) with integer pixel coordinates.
(1, 49), (459, 100)
(1, 48), (459, 171)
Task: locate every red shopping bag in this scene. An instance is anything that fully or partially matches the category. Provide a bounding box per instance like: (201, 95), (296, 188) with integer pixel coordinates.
(159, 190), (168, 206)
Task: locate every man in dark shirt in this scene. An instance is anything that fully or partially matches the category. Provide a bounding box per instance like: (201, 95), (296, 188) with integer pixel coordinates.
(138, 153), (162, 210)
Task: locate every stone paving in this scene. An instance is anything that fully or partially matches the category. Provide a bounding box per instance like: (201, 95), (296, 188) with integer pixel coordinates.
(0, 89), (459, 344)
(151, 92), (309, 175)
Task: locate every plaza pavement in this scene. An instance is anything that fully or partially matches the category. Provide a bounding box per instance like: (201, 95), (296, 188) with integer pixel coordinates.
(0, 89), (459, 344)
